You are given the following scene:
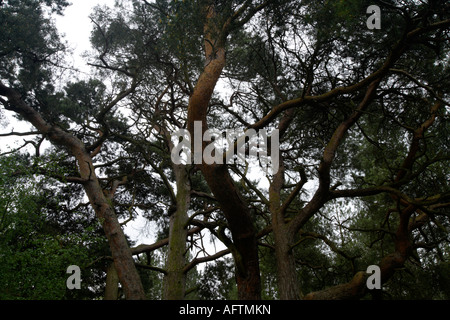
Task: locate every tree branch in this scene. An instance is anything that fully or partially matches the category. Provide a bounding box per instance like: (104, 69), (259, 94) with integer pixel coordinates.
(288, 78), (382, 236)
(249, 19), (450, 130)
(183, 248), (231, 274)
(0, 131), (41, 137)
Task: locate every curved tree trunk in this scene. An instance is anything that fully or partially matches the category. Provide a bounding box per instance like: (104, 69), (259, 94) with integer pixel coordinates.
(186, 6), (261, 299)
(201, 165), (261, 300)
(187, 55), (262, 298)
(81, 157), (146, 300)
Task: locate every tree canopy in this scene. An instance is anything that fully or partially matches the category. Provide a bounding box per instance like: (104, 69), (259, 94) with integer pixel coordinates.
(0, 0), (449, 300)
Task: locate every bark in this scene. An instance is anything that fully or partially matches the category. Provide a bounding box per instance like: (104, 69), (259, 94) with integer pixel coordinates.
(83, 160), (145, 300)
(105, 262), (119, 300)
(202, 165), (261, 299)
(0, 83), (146, 300)
(186, 5), (261, 299)
(268, 109), (304, 300)
(304, 205), (415, 300)
(270, 162), (302, 300)
(188, 57), (262, 298)
(163, 164), (191, 300)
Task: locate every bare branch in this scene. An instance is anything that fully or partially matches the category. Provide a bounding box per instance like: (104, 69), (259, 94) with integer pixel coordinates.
(0, 131), (41, 137)
(183, 248), (231, 274)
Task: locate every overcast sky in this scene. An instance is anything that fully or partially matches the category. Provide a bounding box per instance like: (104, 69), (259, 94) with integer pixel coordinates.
(2, 2), (117, 143)
(55, 0), (116, 72)
(53, 1), (159, 245)
(3, 1), (221, 255)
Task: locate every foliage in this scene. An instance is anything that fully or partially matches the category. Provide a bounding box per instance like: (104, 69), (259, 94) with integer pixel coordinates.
(0, 0), (449, 300)
(197, 257), (237, 300)
(0, 154), (108, 299)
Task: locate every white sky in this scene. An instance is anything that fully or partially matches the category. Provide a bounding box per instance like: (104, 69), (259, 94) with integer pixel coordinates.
(55, 0), (117, 72)
(54, 0), (158, 246)
(54, 1), (226, 257)
(2, 1), (227, 262)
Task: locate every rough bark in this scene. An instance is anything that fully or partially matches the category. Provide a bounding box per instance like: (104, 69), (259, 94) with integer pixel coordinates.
(163, 164), (190, 300)
(105, 262), (119, 300)
(270, 162), (302, 300)
(268, 108), (304, 300)
(83, 159), (146, 300)
(201, 164), (261, 299)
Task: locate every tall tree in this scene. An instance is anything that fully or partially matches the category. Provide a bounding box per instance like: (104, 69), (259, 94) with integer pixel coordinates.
(1, 0), (449, 301)
(0, 0), (146, 299)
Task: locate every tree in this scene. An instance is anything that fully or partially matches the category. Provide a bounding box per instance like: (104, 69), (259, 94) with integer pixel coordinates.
(1, 0), (449, 300)
(0, 0), (146, 299)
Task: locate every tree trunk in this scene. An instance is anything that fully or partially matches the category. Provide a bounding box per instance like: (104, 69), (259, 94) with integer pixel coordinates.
(186, 6), (261, 300)
(105, 262), (119, 300)
(265, 109), (303, 300)
(273, 223), (301, 299)
(188, 78), (262, 299)
(80, 154), (146, 300)
(163, 164), (190, 300)
(269, 160), (302, 300)
(200, 164), (261, 300)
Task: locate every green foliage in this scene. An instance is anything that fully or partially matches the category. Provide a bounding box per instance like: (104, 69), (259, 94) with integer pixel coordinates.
(1, 0), (449, 301)
(134, 253), (165, 300)
(197, 258), (237, 300)
(0, 0), (68, 93)
(0, 154), (107, 299)
(61, 79), (107, 124)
